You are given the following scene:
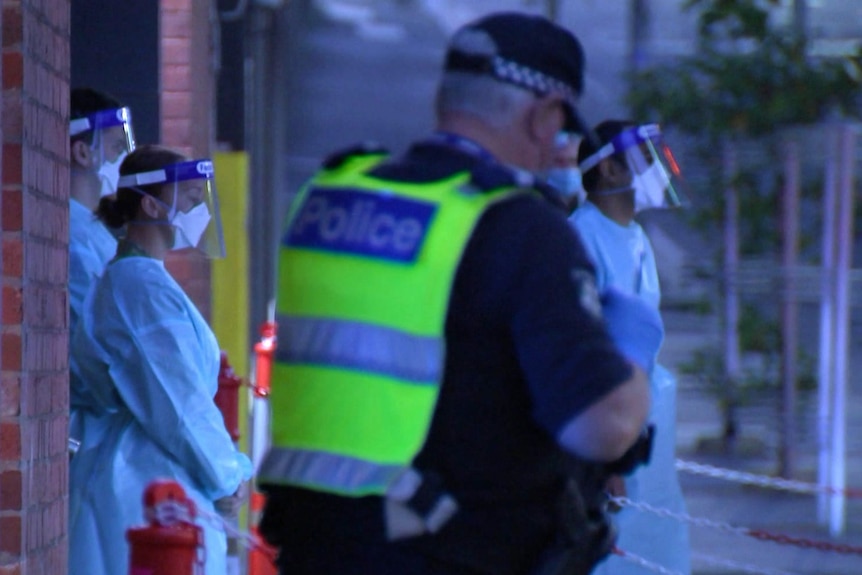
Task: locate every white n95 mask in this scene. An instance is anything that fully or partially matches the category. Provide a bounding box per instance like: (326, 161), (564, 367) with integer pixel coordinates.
(580, 123), (687, 212)
(171, 203), (212, 250)
(118, 158), (226, 259)
(98, 151), (127, 197)
(634, 163), (671, 213)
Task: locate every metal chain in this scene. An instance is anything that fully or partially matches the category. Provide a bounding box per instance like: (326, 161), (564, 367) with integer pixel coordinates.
(612, 547), (687, 575)
(691, 552), (802, 575)
(613, 496), (862, 557)
(149, 500), (197, 526)
(675, 459), (862, 499)
(611, 496), (749, 536)
(196, 507), (277, 560)
(746, 529), (862, 557)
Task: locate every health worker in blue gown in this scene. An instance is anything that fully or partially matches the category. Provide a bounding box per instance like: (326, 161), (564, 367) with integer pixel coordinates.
(68, 88), (136, 447)
(68, 144), (252, 575)
(569, 120), (691, 575)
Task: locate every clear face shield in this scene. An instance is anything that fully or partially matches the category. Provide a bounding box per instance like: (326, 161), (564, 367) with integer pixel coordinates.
(117, 159), (226, 259)
(70, 107), (136, 197)
(579, 124), (687, 212)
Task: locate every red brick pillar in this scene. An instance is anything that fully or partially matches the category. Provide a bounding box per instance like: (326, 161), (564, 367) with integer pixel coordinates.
(1, 1), (70, 574)
(161, 0), (216, 319)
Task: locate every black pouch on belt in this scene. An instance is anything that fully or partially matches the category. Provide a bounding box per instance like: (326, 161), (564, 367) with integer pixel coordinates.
(530, 472), (617, 575)
(531, 426), (656, 575)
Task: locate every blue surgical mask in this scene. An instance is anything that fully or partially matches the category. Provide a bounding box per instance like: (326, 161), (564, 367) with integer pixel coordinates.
(546, 167), (584, 201)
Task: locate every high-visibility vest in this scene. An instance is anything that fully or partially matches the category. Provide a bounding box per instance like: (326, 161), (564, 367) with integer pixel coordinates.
(257, 152), (527, 497)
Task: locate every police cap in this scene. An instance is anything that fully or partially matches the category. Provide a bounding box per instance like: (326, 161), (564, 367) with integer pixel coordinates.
(443, 12), (591, 137)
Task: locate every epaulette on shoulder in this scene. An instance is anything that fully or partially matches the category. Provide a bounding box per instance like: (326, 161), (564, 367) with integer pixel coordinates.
(321, 141), (389, 170)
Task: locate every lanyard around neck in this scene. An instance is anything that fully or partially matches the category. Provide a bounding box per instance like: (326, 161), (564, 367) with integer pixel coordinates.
(425, 131), (497, 164)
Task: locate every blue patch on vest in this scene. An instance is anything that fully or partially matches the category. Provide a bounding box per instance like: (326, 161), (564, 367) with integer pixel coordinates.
(284, 187), (436, 263)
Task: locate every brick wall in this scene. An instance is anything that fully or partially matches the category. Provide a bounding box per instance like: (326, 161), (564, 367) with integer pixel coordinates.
(0, 2), (218, 572)
(1, 1), (70, 574)
(161, 0), (216, 319)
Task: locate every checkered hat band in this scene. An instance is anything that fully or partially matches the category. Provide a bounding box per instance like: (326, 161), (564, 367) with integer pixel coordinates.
(491, 56), (577, 101)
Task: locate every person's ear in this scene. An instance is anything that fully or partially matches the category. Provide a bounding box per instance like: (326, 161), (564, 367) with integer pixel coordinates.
(139, 194), (165, 220)
(70, 140), (94, 169)
(599, 158), (630, 187)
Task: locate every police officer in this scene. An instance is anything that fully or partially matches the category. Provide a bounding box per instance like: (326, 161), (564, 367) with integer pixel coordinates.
(258, 12), (660, 575)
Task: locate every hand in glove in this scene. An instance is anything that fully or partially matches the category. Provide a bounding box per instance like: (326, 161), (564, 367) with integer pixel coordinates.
(600, 287), (664, 374)
(215, 482), (247, 519)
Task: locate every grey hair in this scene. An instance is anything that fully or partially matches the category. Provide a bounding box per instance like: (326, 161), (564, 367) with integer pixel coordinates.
(435, 71), (535, 129)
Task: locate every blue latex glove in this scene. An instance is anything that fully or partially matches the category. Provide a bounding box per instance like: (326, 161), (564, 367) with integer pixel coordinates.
(236, 451), (254, 481)
(600, 287), (664, 374)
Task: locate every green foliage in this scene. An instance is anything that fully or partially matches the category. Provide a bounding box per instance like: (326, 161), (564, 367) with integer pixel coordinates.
(643, 0), (839, 442)
(737, 303), (778, 353)
(679, 302), (817, 403)
(677, 347), (732, 406)
(685, 0), (777, 41)
(666, 297), (714, 315)
(628, 0), (862, 137)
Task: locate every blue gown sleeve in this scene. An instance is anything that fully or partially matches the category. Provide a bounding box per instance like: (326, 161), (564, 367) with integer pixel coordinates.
(69, 241), (105, 335)
(569, 208), (607, 292)
(104, 270), (247, 500)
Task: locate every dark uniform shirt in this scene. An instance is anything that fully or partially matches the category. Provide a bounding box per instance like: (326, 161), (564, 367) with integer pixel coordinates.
(260, 138), (633, 575)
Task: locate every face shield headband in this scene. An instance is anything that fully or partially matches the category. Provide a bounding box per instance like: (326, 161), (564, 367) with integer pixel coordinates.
(69, 107), (136, 150)
(117, 159), (226, 259)
(71, 107), (137, 197)
(578, 124), (686, 211)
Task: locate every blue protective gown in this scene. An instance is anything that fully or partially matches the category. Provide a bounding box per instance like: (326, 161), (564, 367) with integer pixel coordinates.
(69, 199), (117, 333)
(569, 201), (691, 575)
(68, 252), (252, 575)
(69, 199), (117, 442)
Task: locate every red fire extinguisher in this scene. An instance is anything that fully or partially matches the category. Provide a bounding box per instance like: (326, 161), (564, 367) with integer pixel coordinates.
(252, 321), (277, 399)
(214, 351), (245, 575)
(249, 320), (279, 575)
(214, 352), (242, 442)
(127, 479), (204, 575)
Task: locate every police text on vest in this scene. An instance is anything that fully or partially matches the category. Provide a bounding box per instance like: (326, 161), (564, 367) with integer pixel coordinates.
(285, 187), (436, 263)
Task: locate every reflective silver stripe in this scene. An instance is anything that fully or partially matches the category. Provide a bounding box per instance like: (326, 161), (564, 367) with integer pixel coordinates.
(257, 447), (406, 495)
(275, 315), (443, 384)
